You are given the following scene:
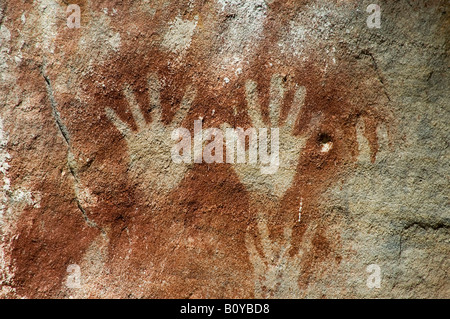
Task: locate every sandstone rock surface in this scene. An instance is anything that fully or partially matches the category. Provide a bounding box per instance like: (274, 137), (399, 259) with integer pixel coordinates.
(0, 0), (448, 298)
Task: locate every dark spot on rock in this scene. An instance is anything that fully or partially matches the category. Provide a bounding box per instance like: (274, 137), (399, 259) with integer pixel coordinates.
(318, 133), (332, 145)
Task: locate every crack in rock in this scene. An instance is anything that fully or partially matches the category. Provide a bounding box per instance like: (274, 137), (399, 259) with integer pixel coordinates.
(40, 63), (105, 235)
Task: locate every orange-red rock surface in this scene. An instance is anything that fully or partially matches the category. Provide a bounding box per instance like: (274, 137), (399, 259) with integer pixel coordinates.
(0, 0), (448, 298)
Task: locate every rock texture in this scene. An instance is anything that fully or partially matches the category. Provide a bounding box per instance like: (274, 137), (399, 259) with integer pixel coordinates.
(0, 0), (448, 298)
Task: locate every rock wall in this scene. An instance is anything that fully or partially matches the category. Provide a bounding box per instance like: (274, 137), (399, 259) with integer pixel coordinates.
(0, 0), (448, 298)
